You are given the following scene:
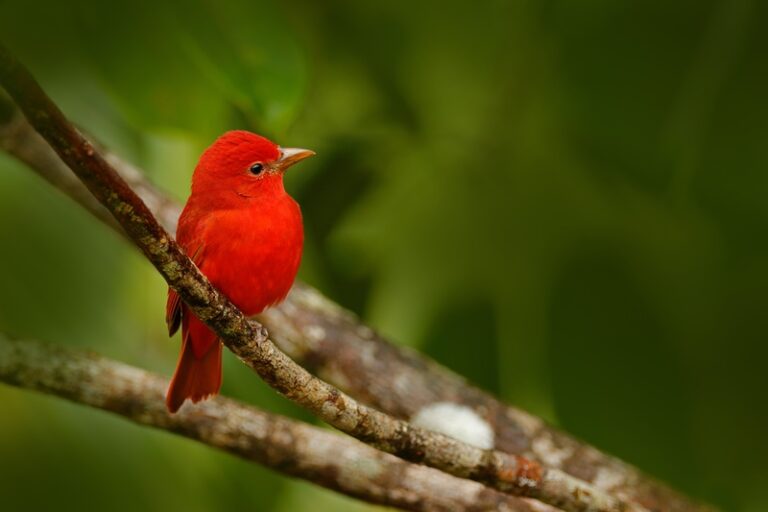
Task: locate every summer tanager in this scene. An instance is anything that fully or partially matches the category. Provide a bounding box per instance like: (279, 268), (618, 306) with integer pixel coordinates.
(165, 131), (313, 412)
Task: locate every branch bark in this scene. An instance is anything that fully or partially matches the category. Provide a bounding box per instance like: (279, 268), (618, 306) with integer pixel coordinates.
(0, 335), (557, 512)
(0, 43), (637, 512)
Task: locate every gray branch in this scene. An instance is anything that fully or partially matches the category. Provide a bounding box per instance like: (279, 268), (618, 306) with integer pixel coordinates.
(0, 335), (557, 512)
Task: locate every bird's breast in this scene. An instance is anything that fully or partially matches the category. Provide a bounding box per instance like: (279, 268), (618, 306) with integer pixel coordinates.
(203, 197), (303, 315)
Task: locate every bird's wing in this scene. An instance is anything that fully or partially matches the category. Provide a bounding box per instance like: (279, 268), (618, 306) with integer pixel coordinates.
(165, 288), (182, 336)
(166, 205), (210, 336)
(166, 243), (205, 336)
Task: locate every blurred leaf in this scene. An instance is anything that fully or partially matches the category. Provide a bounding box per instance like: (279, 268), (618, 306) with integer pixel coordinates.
(72, 0), (305, 137)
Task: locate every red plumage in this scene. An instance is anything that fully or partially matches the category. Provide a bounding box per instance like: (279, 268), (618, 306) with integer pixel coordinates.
(165, 130), (312, 412)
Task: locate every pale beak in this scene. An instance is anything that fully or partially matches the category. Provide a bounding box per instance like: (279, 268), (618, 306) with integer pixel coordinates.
(275, 147), (315, 172)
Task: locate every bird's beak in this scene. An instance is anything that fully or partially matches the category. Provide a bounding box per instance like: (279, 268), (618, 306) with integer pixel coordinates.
(275, 147), (315, 172)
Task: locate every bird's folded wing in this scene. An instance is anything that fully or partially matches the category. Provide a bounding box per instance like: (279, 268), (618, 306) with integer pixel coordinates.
(166, 244), (205, 336)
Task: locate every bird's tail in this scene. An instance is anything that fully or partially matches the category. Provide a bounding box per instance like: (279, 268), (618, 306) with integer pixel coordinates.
(166, 314), (222, 413)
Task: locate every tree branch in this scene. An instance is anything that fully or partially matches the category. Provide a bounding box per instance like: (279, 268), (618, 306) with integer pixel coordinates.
(0, 43), (637, 512)
(0, 335), (558, 512)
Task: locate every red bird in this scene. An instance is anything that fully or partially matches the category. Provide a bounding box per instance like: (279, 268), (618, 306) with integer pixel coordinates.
(165, 130), (313, 412)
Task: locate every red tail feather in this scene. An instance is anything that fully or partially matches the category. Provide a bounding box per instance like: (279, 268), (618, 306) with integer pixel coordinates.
(166, 314), (222, 413)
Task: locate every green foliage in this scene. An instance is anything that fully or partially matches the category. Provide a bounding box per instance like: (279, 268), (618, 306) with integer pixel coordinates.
(1, 1), (767, 510)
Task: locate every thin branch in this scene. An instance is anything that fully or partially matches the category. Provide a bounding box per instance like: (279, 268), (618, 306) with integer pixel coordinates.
(0, 86), (711, 512)
(0, 44), (634, 512)
(0, 336), (558, 512)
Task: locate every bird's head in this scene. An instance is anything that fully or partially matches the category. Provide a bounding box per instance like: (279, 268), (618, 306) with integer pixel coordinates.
(191, 130), (314, 199)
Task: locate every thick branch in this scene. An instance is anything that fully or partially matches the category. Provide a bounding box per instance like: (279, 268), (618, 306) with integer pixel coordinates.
(0, 336), (559, 512)
(0, 44), (635, 512)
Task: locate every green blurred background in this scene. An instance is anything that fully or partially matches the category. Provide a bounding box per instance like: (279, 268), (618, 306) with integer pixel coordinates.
(1, 0), (766, 510)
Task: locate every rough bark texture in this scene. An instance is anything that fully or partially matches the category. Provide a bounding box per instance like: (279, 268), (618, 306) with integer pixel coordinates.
(0, 336), (558, 512)
(0, 43), (638, 512)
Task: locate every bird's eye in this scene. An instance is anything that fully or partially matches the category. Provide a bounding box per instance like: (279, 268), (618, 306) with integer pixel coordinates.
(249, 163), (264, 175)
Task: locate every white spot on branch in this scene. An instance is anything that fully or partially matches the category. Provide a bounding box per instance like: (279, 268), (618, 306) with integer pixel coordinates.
(411, 402), (494, 450)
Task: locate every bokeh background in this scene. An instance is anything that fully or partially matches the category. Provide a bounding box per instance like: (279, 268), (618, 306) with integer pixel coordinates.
(1, 0), (766, 510)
